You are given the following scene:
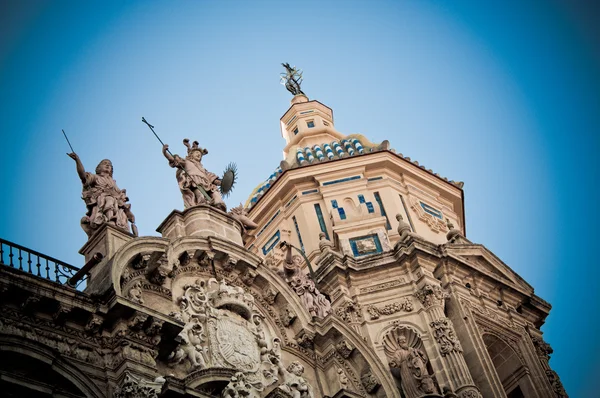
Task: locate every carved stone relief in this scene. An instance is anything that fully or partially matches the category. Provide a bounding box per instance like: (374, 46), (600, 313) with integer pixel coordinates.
(430, 318), (463, 356)
(114, 372), (164, 398)
(414, 283), (449, 309)
(366, 296), (413, 320)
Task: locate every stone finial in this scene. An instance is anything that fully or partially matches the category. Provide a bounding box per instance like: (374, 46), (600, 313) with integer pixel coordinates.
(318, 232), (334, 253)
(396, 214), (412, 241)
(446, 218), (468, 244)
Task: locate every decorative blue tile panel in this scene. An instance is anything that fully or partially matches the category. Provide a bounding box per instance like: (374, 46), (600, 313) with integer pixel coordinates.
(420, 202), (443, 219)
(373, 192), (392, 230)
(366, 202), (375, 213)
(358, 194), (365, 204)
(331, 200), (338, 209)
(323, 175), (361, 186)
(257, 210), (281, 237)
(292, 216), (305, 253)
(350, 234), (383, 257)
(302, 189), (318, 195)
(314, 204), (329, 240)
(338, 208), (346, 220)
(262, 231), (281, 255)
(367, 176), (383, 182)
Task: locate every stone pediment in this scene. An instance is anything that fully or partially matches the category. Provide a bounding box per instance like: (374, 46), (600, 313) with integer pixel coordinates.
(446, 245), (533, 294)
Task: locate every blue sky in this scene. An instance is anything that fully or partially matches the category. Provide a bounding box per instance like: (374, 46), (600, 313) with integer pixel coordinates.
(0, 1), (598, 396)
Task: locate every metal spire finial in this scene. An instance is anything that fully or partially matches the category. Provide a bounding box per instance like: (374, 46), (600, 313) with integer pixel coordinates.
(280, 63), (305, 96)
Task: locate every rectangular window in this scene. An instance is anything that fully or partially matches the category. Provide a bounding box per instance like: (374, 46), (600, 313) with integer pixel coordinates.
(314, 204), (329, 239)
(358, 194), (365, 204)
(293, 127), (299, 135)
(331, 199), (338, 208)
(292, 216), (305, 253)
(307, 120), (315, 128)
(323, 121), (330, 126)
(323, 175), (361, 186)
(262, 231), (281, 255)
(338, 208), (346, 220)
(373, 192), (391, 230)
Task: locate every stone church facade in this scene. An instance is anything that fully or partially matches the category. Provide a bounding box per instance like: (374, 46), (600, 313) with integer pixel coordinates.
(0, 69), (566, 397)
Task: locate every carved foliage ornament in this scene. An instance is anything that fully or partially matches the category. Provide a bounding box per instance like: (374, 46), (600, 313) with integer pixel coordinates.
(114, 372), (163, 398)
(414, 284), (449, 309)
(367, 296), (413, 320)
(430, 318), (463, 356)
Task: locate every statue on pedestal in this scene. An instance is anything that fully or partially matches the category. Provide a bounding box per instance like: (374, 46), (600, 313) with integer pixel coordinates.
(162, 139), (227, 211)
(284, 255), (332, 319)
(68, 153), (137, 237)
(388, 334), (436, 397)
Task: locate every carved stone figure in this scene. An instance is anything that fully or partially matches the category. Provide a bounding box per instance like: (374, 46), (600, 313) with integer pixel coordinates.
(229, 204), (258, 235)
(162, 139), (226, 210)
(388, 335), (435, 397)
(128, 281), (143, 304)
(284, 255), (332, 319)
(337, 368), (349, 389)
(222, 372), (258, 398)
(68, 153), (137, 237)
(430, 318), (463, 356)
(168, 319), (208, 368)
(278, 361), (314, 398)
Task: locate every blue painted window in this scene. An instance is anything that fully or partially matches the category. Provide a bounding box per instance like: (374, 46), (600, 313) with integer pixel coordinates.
(338, 208), (346, 220)
(420, 202), (443, 219)
(314, 204), (329, 239)
(292, 216), (305, 253)
(367, 176), (383, 182)
(257, 210), (281, 237)
(293, 127), (299, 135)
(307, 120), (315, 128)
(331, 199), (338, 208)
(358, 194), (365, 204)
(302, 189), (318, 195)
(373, 192), (392, 230)
(323, 175), (361, 186)
(366, 202), (375, 213)
(262, 231), (281, 255)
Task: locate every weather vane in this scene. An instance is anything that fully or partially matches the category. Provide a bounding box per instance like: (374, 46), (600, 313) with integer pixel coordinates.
(280, 63), (305, 96)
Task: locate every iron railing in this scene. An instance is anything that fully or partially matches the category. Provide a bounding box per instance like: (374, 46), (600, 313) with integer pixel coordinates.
(0, 238), (82, 286)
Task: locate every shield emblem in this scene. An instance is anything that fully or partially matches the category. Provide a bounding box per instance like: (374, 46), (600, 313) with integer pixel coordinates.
(214, 316), (260, 372)
(220, 162), (237, 196)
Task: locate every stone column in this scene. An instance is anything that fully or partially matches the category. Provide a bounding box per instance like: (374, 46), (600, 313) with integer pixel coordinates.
(414, 282), (482, 398)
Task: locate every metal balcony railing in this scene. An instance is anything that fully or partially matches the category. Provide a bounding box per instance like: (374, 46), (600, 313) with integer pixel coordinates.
(0, 238), (82, 286)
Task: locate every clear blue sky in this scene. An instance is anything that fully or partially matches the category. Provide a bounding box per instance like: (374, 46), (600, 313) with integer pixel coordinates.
(1, 1), (598, 396)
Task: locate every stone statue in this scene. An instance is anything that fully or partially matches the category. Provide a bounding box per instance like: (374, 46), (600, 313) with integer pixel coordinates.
(278, 361), (314, 398)
(388, 335), (435, 397)
(162, 139), (226, 211)
(229, 204), (258, 235)
(318, 232), (334, 253)
(67, 153), (138, 237)
(284, 255), (332, 319)
(337, 368), (349, 389)
(396, 214), (411, 241)
(221, 372), (258, 398)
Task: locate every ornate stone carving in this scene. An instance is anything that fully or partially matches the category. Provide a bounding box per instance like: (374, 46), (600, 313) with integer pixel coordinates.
(85, 314), (103, 334)
(359, 279), (405, 294)
(277, 361), (315, 398)
(456, 388), (482, 398)
(229, 204), (259, 236)
(145, 319), (163, 336)
(430, 318), (463, 356)
(67, 152), (137, 237)
(114, 372), (163, 398)
(337, 367), (349, 389)
(335, 300), (363, 323)
(263, 287), (278, 305)
(384, 326), (436, 397)
(546, 369), (568, 398)
(128, 312), (149, 332)
(532, 336), (553, 361)
(52, 303), (71, 323)
(21, 295), (40, 311)
(414, 283), (449, 308)
(360, 370), (380, 393)
(366, 296), (413, 320)
(149, 267), (168, 286)
(132, 253), (152, 270)
(162, 139), (227, 210)
(128, 280), (144, 304)
(222, 372), (259, 398)
(296, 331), (315, 350)
(336, 340), (355, 359)
(283, 255), (332, 319)
(280, 305), (297, 327)
(241, 269), (258, 286)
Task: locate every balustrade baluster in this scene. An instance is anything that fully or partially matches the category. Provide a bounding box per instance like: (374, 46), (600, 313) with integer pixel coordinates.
(18, 249), (23, 270)
(54, 262), (59, 282)
(27, 252), (32, 273)
(45, 259), (50, 279)
(36, 255), (41, 276)
(9, 246), (14, 267)
(0, 242), (4, 264)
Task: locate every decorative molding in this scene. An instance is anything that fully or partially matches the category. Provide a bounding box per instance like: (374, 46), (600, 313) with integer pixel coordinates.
(430, 318), (463, 356)
(366, 296), (413, 320)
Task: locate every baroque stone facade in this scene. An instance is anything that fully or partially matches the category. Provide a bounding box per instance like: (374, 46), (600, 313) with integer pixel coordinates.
(0, 74), (566, 397)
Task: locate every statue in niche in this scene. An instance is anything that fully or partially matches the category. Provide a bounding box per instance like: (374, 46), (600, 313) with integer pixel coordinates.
(284, 255), (332, 319)
(387, 333), (436, 397)
(67, 153), (138, 237)
(277, 361), (314, 398)
(162, 139), (227, 210)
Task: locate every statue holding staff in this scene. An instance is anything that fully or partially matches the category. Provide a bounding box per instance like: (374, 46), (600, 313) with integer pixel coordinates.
(162, 139), (227, 211)
(67, 152), (138, 237)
